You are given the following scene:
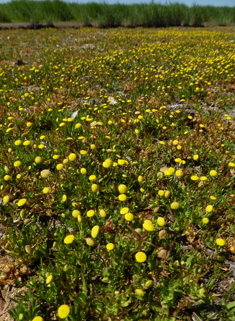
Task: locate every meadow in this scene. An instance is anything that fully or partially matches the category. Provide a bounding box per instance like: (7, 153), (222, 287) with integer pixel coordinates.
(1, 25), (235, 321)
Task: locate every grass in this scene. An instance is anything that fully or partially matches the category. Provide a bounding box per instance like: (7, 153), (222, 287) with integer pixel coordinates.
(0, 25), (235, 320)
(0, 1), (234, 27)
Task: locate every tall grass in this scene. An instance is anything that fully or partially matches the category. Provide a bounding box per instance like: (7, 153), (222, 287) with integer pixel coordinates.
(0, 0), (234, 27)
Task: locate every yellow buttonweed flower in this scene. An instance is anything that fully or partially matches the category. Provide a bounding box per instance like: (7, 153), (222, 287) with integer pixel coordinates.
(32, 317), (43, 321)
(103, 158), (113, 168)
(3, 195), (9, 204)
(53, 155), (59, 160)
(46, 275), (53, 284)
(4, 175), (10, 181)
(158, 190), (164, 196)
(143, 220), (154, 231)
(173, 140), (178, 145)
(164, 191), (170, 199)
(191, 175), (199, 181)
(62, 195), (67, 202)
(43, 187), (50, 194)
(23, 140), (30, 146)
(175, 170), (183, 177)
(64, 235), (75, 244)
(120, 207), (129, 215)
(77, 214), (82, 222)
(125, 213), (134, 221)
(118, 159), (126, 165)
(80, 150), (87, 155)
(85, 238), (95, 246)
(138, 175), (143, 183)
(206, 205), (213, 212)
(91, 184), (99, 192)
(80, 168), (87, 175)
(91, 225), (99, 238)
(87, 209), (95, 217)
(202, 218), (209, 224)
(135, 251), (147, 263)
(135, 289), (145, 296)
(229, 162), (235, 167)
(41, 169), (50, 178)
(119, 194), (127, 201)
(63, 158), (68, 164)
(200, 176), (207, 181)
(164, 169), (172, 176)
(99, 209), (106, 217)
(18, 198), (26, 207)
(57, 305), (70, 319)
(56, 164), (63, 170)
(27, 122), (32, 127)
(210, 170), (217, 177)
(14, 139), (21, 146)
(89, 175), (96, 181)
(193, 155), (199, 160)
(106, 243), (114, 251)
(210, 196), (217, 200)
(69, 153), (76, 161)
(157, 217), (166, 227)
(216, 238), (225, 246)
(171, 202), (180, 210)
(118, 184), (127, 194)
(14, 161), (21, 167)
(35, 156), (42, 164)
(72, 210), (81, 218)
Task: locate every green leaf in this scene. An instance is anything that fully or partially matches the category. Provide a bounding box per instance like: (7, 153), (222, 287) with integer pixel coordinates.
(227, 301), (235, 310)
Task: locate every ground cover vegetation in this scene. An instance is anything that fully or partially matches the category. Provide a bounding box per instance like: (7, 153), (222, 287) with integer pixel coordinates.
(1, 26), (235, 320)
(0, 0), (235, 27)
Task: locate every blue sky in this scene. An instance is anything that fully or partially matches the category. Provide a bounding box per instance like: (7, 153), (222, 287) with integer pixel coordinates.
(0, 0), (234, 6)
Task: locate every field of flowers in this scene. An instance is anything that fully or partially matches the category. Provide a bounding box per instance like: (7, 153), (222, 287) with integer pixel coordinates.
(1, 26), (235, 320)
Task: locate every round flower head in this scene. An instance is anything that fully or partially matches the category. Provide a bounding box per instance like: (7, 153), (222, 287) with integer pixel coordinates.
(56, 164), (63, 170)
(69, 153), (76, 161)
(43, 187), (50, 194)
(3, 196), (10, 204)
(120, 207), (129, 215)
(138, 175), (143, 183)
(119, 194), (127, 201)
(62, 195), (67, 202)
(135, 252), (147, 263)
(202, 218), (209, 224)
(158, 190), (164, 196)
(41, 169), (50, 178)
(216, 238), (225, 246)
(135, 289), (145, 296)
(72, 210), (81, 218)
(193, 155), (199, 160)
(103, 158), (113, 168)
(32, 317), (43, 321)
(143, 220), (154, 231)
(57, 304), (70, 319)
(14, 161), (21, 167)
(18, 198), (26, 207)
(4, 175), (10, 181)
(85, 238), (95, 246)
(46, 275), (53, 284)
(157, 217), (166, 227)
(91, 184), (99, 192)
(99, 209), (106, 217)
(175, 170), (183, 177)
(206, 205), (213, 213)
(87, 210), (95, 217)
(80, 168), (87, 175)
(80, 150), (87, 155)
(91, 225), (99, 238)
(210, 170), (217, 177)
(170, 202), (180, 210)
(89, 175), (96, 181)
(125, 213), (134, 221)
(64, 235), (75, 244)
(118, 184), (127, 194)
(35, 156), (42, 164)
(106, 243), (114, 251)
(191, 175), (199, 181)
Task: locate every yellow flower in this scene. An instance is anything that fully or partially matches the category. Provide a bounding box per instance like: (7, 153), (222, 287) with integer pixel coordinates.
(206, 205), (213, 212)
(229, 162), (235, 167)
(173, 140), (178, 145)
(202, 218), (209, 224)
(170, 202), (180, 210)
(191, 175), (199, 181)
(158, 190), (164, 196)
(14, 139), (21, 146)
(135, 251), (147, 263)
(18, 198), (26, 207)
(216, 238), (225, 246)
(135, 289), (145, 296)
(35, 156), (42, 164)
(164, 169), (172, 176)
(80, 168), (87, 175)
(80, 150), (87, 155)
(125, 213), (134, 221)
(200, 176), (207, 181)
(106, 243), (114, 251)
(157, 217), (166, 227)
(118, 184), (127, 194)
(56, 164), (63, 170)
(32, 317), (43, 321)
(85, 238), (95, 246)
(89, 175), (96, 181)
(175, 158), (182, 163)
(3, 195), (9, 204)
(103, 158), (113, 168)
(91, 225), (99, 238)
(138, 175), (143, 183)
(38, 144), (44, 149)
(143, 220), (154, 231)
(69, 153), (76, 161)
(91, 184), (99, 192)
(120, 207), (129, 215)
(99, 209), (106, 217)
(53, 155), (59, 160)
(41, 170), (50, 178)
(43, 187), (50, 194)
(4, 175), (10, 181)
(72, 210), (81, 218)
(87, 209), (95, 217)
(210, 170), (217, 177)
(23, 140), (31, 146)
(27, 122), (32, 127)
(175, 170), (183, 177)
(193, 155), (199, 160)
(46, 275), (53, 284)
(62, 195), (67, 202)
(164, 191), (170, 199)
(119, 194), (127, 201)
(64, 235), (75, 244)
(57, 304), (70, 319)
(210, 196), (217, 200)
(118, 159), (126, 165)
(14, 161), (21, 167)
